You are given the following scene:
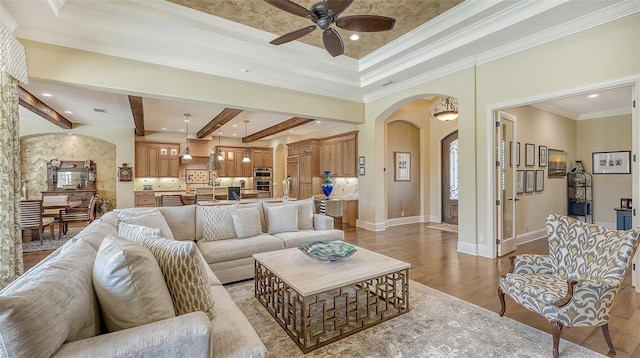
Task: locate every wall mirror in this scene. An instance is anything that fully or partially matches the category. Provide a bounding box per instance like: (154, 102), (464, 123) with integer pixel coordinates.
(47, 159), (96, 190)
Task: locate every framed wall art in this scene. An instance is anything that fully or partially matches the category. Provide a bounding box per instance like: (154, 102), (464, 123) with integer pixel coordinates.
(592, 151), (631, 174)
(394, 152), (411, 181)
(535, 170), (544, 192)
(539, 145), (547, 167)
(548, 149), (567, 178)
(525, 143), (535, 166)
(525, 170), (535, 193)
(516, 170), (524, 194)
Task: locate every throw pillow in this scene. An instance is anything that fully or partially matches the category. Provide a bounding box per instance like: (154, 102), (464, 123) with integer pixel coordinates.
(231, 206), (263, 239)
(137, 237), (215, 320)
(200, 204), (237, 241)
(118, 222), (162, 242)
(118, 210), (175, 240)
(93, 235), (175, 332)
(289, 198), (315, 230)
(265, 204), (299, 234)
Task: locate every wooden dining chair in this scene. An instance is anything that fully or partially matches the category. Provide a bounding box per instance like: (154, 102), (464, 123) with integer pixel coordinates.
(58, 195), (98, 238)
(161, 195), (184, 206)
(20, 200), (55, 245)
(42, 195), (69, 217)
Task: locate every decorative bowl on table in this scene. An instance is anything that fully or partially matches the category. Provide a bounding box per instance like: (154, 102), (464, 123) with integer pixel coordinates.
(298, 241), (357, 261)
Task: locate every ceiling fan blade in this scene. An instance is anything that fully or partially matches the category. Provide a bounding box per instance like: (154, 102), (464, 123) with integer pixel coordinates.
(335, 15), (396, 32)
(322, 28), (344, 57)
(270, 26), (317, 45)
(325, 0), (354, 17)
(263, 0), (314, 19)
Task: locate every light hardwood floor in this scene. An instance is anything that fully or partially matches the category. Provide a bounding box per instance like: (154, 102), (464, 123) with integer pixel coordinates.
(23, 223), (640, 357)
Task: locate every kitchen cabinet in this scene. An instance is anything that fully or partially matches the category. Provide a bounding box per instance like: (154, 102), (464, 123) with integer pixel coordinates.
(216, 146), (252, 177)
(287, 139), (320, 199)
(134, 192), (156, 207)
(252, 148), (273, 168)
(319, 131), (358, 177)
(135, 142), (180, 177)
(342, 200), (358, 229)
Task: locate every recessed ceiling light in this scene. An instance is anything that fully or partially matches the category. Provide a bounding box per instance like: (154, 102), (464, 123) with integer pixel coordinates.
(588, 94), (599, 98)
(179, 129), (185, 132)
(232, 124), (237, 127)
(241, 68), (250, 73)
(315, 120), (322, 124)
(289, 130), (294, 133)
(64, 111), (72, 114)
(233, 133), (238, 136)
(42, 93), (52, 97)
(350, 34), (359, 41)
(161, 127), (167, 130)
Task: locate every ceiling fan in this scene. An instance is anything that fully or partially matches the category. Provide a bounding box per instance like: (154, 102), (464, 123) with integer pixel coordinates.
(264, 0), (396, 57)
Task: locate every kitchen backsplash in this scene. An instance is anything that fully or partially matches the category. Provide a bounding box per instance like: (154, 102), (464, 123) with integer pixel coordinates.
(330, 178), (359, 200)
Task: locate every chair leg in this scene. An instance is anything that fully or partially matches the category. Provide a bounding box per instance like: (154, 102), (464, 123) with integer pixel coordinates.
(498, 286), (507, 316)
(38, 227), (44, 245)
(601, 324), (616, 353)
(50, 224), (54, 240)
(551, 321), (563, 358)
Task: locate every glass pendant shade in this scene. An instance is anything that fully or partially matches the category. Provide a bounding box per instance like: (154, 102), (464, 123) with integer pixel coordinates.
(182, 113), (192, 160)
(242, 120), (251, 163)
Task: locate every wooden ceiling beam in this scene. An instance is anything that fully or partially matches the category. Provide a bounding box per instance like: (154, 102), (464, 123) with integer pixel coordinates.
(243, 116), (313, 143)
(197, 108), (243, 138)
(128, 95), (145, 136)
(18, 86), (72, 129)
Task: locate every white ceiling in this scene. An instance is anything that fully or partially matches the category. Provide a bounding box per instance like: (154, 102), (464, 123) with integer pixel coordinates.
(5, 0), (639, 138)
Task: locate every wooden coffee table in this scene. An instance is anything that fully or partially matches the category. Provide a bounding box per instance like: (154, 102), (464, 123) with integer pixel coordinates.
(253, 245), (410, 353)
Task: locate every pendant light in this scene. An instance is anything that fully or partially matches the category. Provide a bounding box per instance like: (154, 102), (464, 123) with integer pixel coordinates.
(182, 114), (192, 160)
(217, 125), (224, 161)
(430, 96), (458, 121)
(242, 120), (251, 163)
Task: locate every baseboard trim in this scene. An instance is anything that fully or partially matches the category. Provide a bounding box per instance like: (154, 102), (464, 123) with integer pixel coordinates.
(386, 216), (422, 227)
(516, 228), (546, 246)
(356, 219), (386, 231)
(457, 241), (477, 256)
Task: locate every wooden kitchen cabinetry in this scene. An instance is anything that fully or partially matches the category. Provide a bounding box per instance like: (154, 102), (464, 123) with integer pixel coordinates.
(134, 191), (156, 207)
(319, 131), (358, 177)
(342, 200), (358, 229)
(216, 146), (252, 177)
(251, 147), (273, 168)
(135, 142), (180, 177)
(287, 139), (320, 200)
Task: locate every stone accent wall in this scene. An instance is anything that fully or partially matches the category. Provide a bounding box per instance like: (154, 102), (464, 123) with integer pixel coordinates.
(20, 134), (116, 203)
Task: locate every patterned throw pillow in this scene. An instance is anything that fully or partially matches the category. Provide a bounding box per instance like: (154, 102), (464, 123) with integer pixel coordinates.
(118, 210), (175, 240)
(265, 204), (299, 234)
(200, 205), (237, 241)
(93, 235), (175, 332)
(137, 237), (215, 320)
(231, 206), (263, 239)
(118, 222), (162, 242)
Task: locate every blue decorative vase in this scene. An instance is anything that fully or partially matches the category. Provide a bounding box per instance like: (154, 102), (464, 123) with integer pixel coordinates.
(321, 171), (333, 199)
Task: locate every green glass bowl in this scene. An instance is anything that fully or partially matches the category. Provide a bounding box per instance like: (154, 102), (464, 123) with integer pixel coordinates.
(298, 241), (357, 261)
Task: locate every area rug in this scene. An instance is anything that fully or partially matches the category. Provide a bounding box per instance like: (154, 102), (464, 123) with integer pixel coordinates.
(22, 227), (83, 253)
(226, 280), (602, 358)
(425, 222), (458, 233)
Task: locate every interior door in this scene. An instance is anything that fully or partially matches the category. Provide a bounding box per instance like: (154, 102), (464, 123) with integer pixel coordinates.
(496, 111), (518, 257)
(441, 131), (459, 224)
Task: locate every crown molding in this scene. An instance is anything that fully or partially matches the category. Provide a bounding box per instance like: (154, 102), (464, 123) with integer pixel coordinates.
(47, 0), (66, 17)
(530, 103), (579, 120)
(0, 4), (17, 32)
(579, 107), (632, 120)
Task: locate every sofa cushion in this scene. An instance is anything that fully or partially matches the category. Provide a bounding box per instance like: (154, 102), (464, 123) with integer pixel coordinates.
(265, 204), (299, 234)
(197, 234), (284, 264)
(93, 235), (176, 332)
(289, 198), (315, 230)
(199, 205), (238, 241)
(118, 210), (175, 240)
(0, 240), (98, 358)
(239, 202), (266, 232)
(118, 222), (162, 241)
(134, 237), (216, 320)
(273, 229), (346, 248)
(158, 205), (197, 241)
(232, 206), (263, 239)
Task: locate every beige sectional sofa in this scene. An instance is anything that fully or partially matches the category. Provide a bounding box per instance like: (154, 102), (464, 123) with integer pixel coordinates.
(0, 199), (344, 357)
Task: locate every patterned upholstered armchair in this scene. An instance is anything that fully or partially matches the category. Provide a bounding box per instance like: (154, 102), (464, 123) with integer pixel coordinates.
(498, 214), (640, 358)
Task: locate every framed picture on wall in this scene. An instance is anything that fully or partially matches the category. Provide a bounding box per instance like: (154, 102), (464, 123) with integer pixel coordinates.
(535, 170), (544, 192)
(592, 151), (631, 174)
(548, 149), (567, 178)
(539, 145), (547, 167)
(525, 170), (535, 193)
(525, 143), (535, 166)
(394, 152), (411, 181)
(516, 170), (524, 194)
